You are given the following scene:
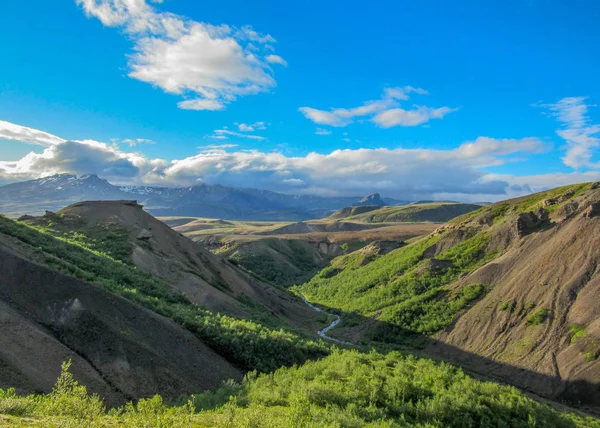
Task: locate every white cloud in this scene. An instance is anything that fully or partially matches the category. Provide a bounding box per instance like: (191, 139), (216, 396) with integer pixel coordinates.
(265, 54), (288, 67)
(178, 99), (226, 111)
(373, 106), (458, 128)
(237, 122), (267, 132)
(0, 120), (65, 146)
(299, 86), (456, 128)
(0, 119), (556, 201)
(383, 86), (428, 101)
(542, 97), (600, 169)
(76, 0), (280, 110)
(118, 138), (155, 147)
(298, 107), (347, 127)
(213, 129), (266, 141)
(199, 144), (239, 151)
(315, 128), (332, 136)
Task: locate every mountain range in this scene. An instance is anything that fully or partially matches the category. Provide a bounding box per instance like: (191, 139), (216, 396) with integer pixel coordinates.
(0, 174), (408, 220)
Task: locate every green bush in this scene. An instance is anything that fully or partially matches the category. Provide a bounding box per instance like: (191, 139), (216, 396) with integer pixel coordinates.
(0, 389), (33, 417)
(299, 231), (494, 340)
(2, 351), (597, 427)
(527, 308), (550, 326)
(499, 300), (516, 312)
(35, 360), (104, 419)
(0, 215), (328, 372)
(569, 324), (586, 343)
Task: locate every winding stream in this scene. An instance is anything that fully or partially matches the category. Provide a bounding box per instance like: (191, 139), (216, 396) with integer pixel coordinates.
(301, 295), (352, 345)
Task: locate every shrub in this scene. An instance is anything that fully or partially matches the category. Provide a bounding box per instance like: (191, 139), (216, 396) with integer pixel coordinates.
(569, 324), (586, 343)
(527, 308), (550, 326)
(35, 360), (104, 419)
(0, 389), (33, 417)
(499, 300), (516, 312)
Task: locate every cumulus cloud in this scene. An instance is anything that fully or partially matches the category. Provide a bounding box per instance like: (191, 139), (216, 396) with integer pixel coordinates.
(76, 0), (282, 110)
(541, 97), (600, 169)
(299, 86), (456, 128)
(0, 119), (554, 201)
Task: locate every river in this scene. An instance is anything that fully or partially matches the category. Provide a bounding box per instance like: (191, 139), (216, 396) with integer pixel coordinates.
(301, 295), (352, 345)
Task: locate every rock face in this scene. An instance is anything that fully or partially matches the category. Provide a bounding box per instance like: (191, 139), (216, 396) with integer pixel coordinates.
(583, 202), (600, 218)
(516, 209), (548, 237)
(136, 229), (153, 240)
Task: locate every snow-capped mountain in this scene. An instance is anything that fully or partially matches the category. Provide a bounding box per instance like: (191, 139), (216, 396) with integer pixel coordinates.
(0, 174), (407, 220)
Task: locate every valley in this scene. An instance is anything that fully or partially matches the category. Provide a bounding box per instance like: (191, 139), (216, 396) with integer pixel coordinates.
(160, 201), (478, 287)
(0, 181), (599, 426)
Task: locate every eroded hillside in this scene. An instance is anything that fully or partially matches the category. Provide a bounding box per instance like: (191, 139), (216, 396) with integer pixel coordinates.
(0, 201), (330, 402)
(164, 216), (437, 286)
(299, 182), (600, 408)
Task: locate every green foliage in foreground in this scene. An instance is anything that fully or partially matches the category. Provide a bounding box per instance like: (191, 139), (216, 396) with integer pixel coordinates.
(0, 215), (328, 372)
(1, 350), (597, 427)
(299, 230), (495, 340)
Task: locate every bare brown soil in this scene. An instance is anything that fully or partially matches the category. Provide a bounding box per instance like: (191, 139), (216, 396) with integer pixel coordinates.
(421, 185), (600, 406)
(0, 246), (241, 405)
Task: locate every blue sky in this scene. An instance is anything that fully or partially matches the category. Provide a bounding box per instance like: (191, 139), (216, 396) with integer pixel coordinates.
(0, 0), (599, 200)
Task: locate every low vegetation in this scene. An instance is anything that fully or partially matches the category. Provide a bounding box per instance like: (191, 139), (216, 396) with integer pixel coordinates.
(0, 215), (328, 372)
(227, 239), (323, 287)
(1, 350), (596, 427)
(298, 231), (495, 341)
(527, 308), (550, 326)
(329, 202), (482, 223)
(570, 324), (586, 344)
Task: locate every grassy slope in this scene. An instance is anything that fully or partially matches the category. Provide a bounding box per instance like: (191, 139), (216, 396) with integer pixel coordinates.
(298, 183), (592, 343)
(164, 216), (438, 288)
(0, 215), (328, 372)
(329, 202), (482, 223)
(1, 350), (596, 427)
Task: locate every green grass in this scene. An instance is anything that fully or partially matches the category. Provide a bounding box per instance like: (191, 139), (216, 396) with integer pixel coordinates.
(1, 350), (597, 427)
(499, 300), (517, 312)
(0, 215), (328, 372)
(231, 239), (323, 287)
(31, 220), (134, 264)
(298, 230), (496, 341)
(527, 309), (550, 326)
(570, 325), (586, 344)
(333, 202), (481, 223)
(512, 183), (590, 215)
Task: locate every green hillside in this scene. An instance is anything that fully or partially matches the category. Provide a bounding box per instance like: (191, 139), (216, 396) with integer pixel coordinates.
(0, 215), (328, 372)
(298, 183), (591, 344)
(328, 202), (482, 223)
(1, 349), (595, 427)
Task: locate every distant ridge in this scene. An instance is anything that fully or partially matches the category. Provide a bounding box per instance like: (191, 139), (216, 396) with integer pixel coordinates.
(0, 174), (404, 220)
(329, 202), (482, 222)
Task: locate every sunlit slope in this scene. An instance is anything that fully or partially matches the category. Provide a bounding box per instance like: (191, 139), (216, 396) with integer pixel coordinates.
(299, 182), (600, 407)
